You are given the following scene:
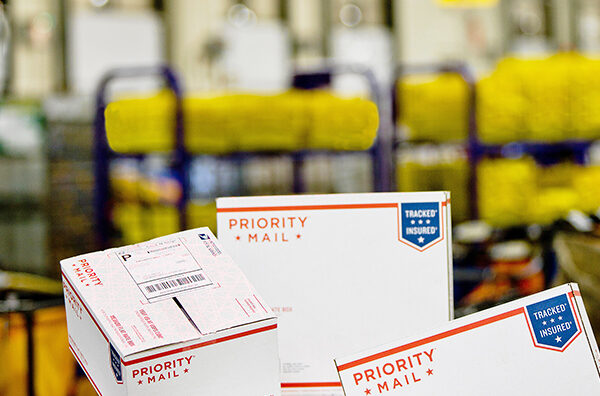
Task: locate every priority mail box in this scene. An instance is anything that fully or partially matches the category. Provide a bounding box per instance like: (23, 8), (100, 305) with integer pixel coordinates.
(61, 227), (279, 396)
(335, 283), (600, 396)
(216, 192), (453, 394)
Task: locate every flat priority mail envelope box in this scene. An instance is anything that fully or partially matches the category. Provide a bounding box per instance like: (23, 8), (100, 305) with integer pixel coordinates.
(335, 283), (600, 396)
(61, 227), (280, 396)
(216, 192), (453, 394)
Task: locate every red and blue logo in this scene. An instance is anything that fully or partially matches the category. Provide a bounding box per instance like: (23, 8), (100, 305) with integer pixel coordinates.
(399, 202), (442, 251)
(525, 294), (581, 352)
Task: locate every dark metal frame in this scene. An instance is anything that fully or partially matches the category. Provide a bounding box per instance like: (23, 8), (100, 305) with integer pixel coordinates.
(93, 63), (391, 249)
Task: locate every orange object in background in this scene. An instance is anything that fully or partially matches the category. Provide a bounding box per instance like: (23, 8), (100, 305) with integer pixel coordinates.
(460, 255), (546, 307)
(0, 306), (80, 396)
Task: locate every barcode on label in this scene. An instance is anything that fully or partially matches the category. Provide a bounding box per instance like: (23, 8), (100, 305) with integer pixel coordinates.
(144, 274), (206, 294)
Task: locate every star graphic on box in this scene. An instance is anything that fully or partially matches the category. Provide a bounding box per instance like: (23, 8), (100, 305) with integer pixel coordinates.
(551, 318), (555, 323)
(555, 336), (562, 343)
(364, 389), (372, 395)
(542, 321), (547, 325)
(426, 368), (434, 376)
(138, 380), (143, 385)
(559, 316), (563, 320)
(235, 235), (240, 241)
(184, 368), (189, 373)
(418, 236), (425, 243)
(296, 234), (301, 239)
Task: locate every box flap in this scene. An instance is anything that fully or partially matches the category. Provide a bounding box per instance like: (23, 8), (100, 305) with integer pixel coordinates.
(166, 228), (275, 334)
(61, 227), (274, 357)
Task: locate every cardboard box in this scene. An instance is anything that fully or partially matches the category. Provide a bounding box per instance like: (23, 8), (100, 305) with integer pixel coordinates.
(335, 283), (600, 395)
(61, 227), (280, 396)
(216, 192), (453, 394)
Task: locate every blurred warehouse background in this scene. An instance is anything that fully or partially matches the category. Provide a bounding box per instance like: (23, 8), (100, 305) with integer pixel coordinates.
(2, 0), (600, 395)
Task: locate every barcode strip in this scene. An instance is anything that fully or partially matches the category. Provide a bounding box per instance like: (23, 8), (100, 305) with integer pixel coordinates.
(144, 274), (206, 294)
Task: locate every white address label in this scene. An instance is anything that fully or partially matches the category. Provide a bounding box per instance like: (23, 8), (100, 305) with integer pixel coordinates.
(116, 238), (212, 302)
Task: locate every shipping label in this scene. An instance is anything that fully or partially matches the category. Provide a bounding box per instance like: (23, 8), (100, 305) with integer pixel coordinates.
(116, 238), (213, 302)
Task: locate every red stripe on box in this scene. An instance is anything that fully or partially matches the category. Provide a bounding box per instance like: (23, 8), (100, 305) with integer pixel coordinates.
(254, 294), (269, 314)
(69, 344), (104, 396)
(122, 323), (277, 366)
(62, 271), (109, 343)
(337, 307), (524, 371)
(235, 298), (250, 316)
(220, 200), (449, 252)
(217, 203), (397, 212)
(281, 382), (342, 388)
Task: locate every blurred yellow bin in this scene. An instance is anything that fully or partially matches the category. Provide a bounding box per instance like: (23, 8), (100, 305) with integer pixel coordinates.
(478, 158), (600, 227)
(105, 90), (379, 154)
(399, 73), (469, 142)
(0, 306), (75, 396)
(398, 53), (600, 144)
(112, 201), (217, 245)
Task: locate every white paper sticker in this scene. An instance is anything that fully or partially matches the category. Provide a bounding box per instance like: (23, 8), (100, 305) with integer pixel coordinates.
(116, 238), (213, 302)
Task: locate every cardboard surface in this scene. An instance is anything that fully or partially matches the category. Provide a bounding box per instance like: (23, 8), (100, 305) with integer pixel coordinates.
(335, 283), (600, 395)
(62, 227), (280, 396)
(217, 192), (453, 394)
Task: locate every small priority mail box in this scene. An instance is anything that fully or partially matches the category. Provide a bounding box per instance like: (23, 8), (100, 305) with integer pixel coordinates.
(61, 227), (279, 396)
(335, 283), (600, 395)
(216, 192), (453, 394)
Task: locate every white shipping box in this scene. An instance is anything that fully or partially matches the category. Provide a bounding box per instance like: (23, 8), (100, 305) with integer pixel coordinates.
(216, 192), (453, 394)
(335, 283), (600, 395)
(61, 227), (280, 396)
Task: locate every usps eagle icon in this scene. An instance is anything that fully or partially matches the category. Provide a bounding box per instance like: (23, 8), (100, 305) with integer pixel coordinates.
(525, 294), (581, 352)
(399, 202), (443, 251)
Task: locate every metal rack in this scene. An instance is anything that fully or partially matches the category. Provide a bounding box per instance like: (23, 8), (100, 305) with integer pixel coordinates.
(94, 65), (186, 249)
(393, 62), (592, 307)
(393, 62), (478, 218)
(93, 64), (392, 249)
(45, 95), (96, 275)
(394, 62), (597, 222)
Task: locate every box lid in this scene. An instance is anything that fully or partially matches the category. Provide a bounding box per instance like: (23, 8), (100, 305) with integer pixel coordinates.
(61, 227), (274, 357)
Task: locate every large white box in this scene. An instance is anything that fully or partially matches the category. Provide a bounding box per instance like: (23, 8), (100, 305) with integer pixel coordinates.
(61, 227), (280, 396)
(216, 192), (453, 394)
(335, 283), (600, 395)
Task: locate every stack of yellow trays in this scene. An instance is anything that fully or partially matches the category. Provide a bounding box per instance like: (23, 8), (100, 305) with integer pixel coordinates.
(478, 158), (600, 226)
(105, 90), (379, 154)
(399, 53), (600, 144)
(479, 53), (600, 143)
(396, 146), (470, 221)
(399, 73), (469, 142)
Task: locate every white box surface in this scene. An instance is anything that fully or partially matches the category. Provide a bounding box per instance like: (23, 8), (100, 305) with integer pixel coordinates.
(217, 192), (453, 394)
(335, 283), (600, 395)
(61, 227), (279, 396)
